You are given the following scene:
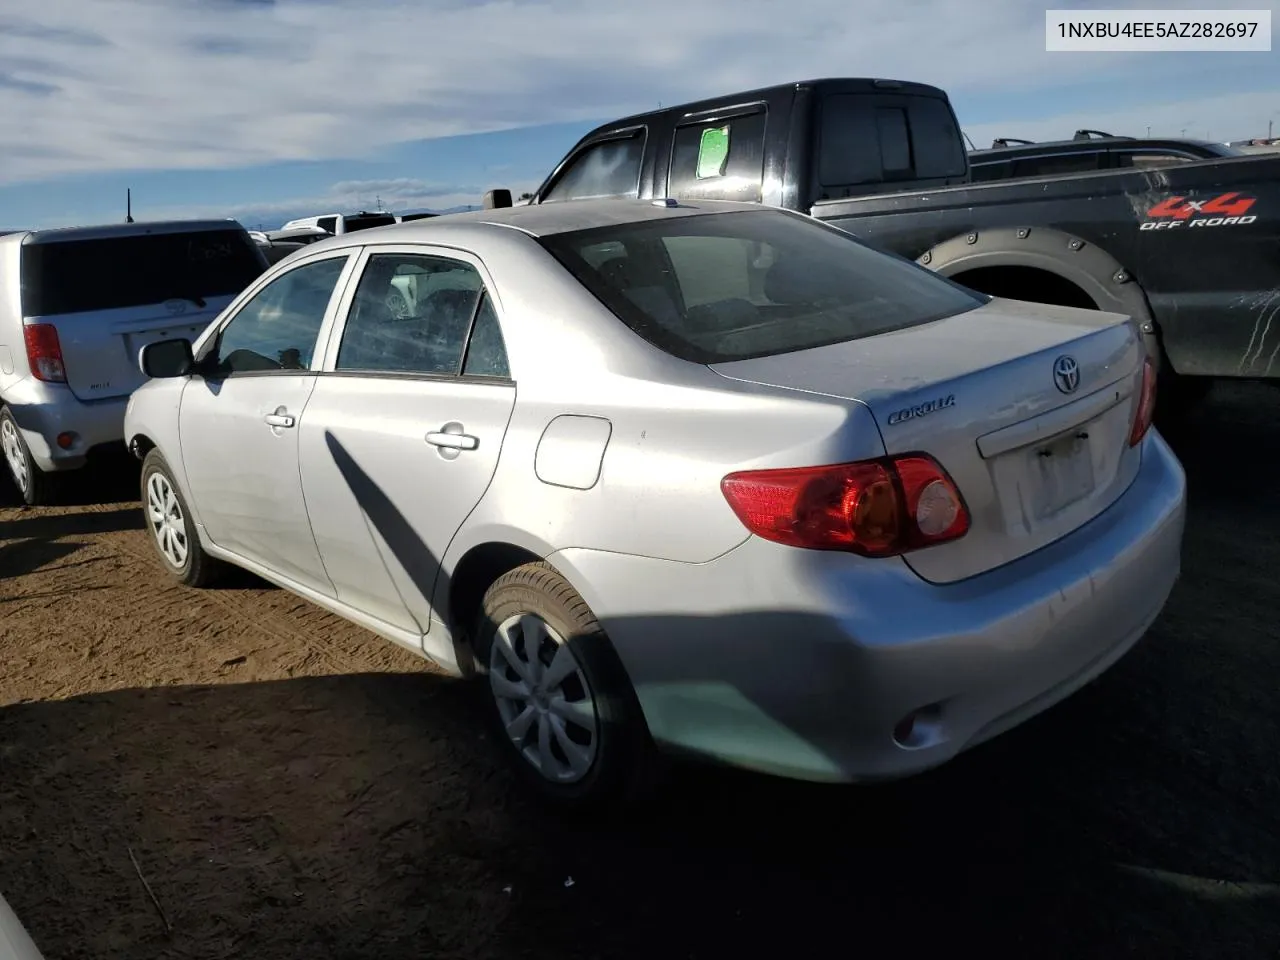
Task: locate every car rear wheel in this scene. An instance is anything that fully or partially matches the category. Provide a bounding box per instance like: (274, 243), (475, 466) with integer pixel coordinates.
(474, 562), (659, 813)
(141, 449), (223, 587)
(0, 407), (55, 506)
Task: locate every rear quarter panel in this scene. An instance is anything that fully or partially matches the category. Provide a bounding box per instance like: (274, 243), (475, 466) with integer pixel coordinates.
(815, 155), (1280, 378)
(437, 235), (889, 574)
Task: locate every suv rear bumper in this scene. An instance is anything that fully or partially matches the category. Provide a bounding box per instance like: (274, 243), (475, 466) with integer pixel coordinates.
(2, 379), (128, 472)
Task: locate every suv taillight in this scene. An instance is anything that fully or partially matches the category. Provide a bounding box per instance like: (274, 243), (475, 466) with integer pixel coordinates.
(1128, 357), (1156, 448)
(720, 453), (970, 557)
(23, 323), (66, 383)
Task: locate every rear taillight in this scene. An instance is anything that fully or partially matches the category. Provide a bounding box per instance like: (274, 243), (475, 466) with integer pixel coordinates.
(23, 323), (66, 383)
(1128, 356), (1156, 448)
(720, 453), (969, 557)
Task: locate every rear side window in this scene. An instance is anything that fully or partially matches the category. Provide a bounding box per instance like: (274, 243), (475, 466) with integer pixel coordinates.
(818, 94), (967, 194)
(1113, 151), (1195, 169)
(668, 110), (767, 203)
(21, 229), (266, 317)
(542, 134), (644, 202)
(1010, 152), (1103, 177)
(539, 210), (983, 364)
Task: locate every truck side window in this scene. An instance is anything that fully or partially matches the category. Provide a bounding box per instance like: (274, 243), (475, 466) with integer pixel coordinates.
(542, 135), (644, 203)
(669, 111), (767, 203)
(1010, 153), (1103, 178)
(1114, 152), (1195, 169)
(819, 94), (967, 196)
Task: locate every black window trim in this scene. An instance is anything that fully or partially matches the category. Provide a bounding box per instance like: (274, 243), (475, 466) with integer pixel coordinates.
(537, 125), (648, 203)
(323, 247), (515, 384)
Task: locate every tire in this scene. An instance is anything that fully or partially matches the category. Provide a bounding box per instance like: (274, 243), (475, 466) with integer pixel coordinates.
(0, 407), (56, 506)
(140, 449), (223, 587)
(473, 562), (660, 814)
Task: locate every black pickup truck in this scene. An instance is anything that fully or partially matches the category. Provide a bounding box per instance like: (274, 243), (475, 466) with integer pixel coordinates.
(487, 78), (1280, 413)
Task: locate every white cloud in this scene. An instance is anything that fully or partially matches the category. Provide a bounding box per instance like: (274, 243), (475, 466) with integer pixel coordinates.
(1, 0), (1272, 187)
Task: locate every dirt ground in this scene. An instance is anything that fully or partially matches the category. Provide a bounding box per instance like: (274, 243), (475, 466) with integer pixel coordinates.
(1, 385), (1278, 960)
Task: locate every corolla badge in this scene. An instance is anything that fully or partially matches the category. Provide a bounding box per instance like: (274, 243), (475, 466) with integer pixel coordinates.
(163, 299), (189, 316)
(885, 393), (956, 426)
(1052, 355), (1080, 394)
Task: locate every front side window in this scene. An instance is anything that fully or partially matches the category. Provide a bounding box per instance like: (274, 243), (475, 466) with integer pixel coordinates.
(211, 255), (348, 375)
(542, 134), (644, 203)
(539, 210), (983, 364)
(336, 252), (507, 377)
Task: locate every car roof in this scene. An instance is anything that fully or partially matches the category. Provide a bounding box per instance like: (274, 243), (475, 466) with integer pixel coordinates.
(11, 219), (247, 246)
(295, 198), (775, 253)
(970, 137), (1228, 161)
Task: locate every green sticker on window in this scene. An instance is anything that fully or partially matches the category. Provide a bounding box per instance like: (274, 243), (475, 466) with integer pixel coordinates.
(696, 125), (730, 179)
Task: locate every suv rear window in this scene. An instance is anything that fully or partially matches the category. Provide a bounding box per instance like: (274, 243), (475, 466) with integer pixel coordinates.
(21, 228), (266, 317)
(539, 209), (983, 363)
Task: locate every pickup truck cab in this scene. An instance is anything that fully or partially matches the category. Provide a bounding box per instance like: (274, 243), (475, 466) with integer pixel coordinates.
(497, 77), (1280, 414)
(0, 219), (266, 504)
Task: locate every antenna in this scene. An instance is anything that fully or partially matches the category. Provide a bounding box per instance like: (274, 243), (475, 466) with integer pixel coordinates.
(962, 130), (977, 151)
(126, 188), (134, 223)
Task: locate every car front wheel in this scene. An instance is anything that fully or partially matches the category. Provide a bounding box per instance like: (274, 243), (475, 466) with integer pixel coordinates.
(474, 562), (659, 813)
(141, 449), (223, 587)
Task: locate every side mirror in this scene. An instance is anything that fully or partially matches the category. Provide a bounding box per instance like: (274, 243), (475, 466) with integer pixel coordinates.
(483, 188), (513, 209)
(140, 338), (194, 379)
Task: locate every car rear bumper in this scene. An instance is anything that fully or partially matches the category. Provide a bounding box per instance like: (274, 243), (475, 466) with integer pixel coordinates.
(550, 429), (1186, 784)
(2, 379), (128, 472)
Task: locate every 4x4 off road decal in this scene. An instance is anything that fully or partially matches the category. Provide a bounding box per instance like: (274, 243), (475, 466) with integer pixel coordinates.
(1140, 192), (1257, 231)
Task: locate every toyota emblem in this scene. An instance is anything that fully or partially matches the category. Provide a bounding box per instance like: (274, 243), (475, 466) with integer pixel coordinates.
(1052, 355), (1080, 394)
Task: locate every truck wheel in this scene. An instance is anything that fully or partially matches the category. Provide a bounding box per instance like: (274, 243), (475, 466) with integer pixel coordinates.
(473, 562), (661, 814)
(0, 407), (56, 506)
(140, 449), (224, 587)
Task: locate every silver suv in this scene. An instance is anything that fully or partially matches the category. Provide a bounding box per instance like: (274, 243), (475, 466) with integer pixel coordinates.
(0, 220), (267, 504)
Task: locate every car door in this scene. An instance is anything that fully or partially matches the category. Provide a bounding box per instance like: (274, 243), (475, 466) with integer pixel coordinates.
(179, 251), (357, 596)
(298, 247), (517, 647)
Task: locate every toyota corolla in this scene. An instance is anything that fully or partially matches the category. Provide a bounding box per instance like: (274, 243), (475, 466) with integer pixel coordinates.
(123, 199), (1186, 810)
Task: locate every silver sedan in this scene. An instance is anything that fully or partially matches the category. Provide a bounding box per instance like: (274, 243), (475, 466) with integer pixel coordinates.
(124, 199), (1186, 810)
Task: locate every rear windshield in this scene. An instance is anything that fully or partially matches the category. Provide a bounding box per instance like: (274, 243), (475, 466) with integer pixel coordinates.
(538, 210), (984, 363)
(344, 215), (397, 232)
(21, 229), (266, 317)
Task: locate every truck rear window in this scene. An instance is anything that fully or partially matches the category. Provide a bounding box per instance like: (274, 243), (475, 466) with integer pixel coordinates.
(21, 229), (266, 317)
(539, 209), (983, 363)
(344, 215), (397, 232)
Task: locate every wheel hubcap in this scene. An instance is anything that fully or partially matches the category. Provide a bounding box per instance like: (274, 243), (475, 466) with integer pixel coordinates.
(1, 419), (29, 495)
(146, 472), (189, 568)
(488, 613), (599, 784)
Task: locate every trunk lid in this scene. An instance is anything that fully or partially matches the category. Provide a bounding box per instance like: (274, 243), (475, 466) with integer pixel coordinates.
(28, 300), (230, 401)
(709, 297), (1147, 583)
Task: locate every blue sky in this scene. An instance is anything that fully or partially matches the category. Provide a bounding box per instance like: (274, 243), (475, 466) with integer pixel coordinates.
(0, 0), (1276, 230)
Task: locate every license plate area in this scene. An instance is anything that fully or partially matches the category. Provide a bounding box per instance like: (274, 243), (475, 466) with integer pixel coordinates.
(124, 323), (208, 357)
(1025, 428), (1096, 520)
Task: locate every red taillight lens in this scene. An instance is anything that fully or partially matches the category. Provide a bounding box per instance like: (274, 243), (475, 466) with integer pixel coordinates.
(23, 323), (66, 383)
(720, 453), (969, 557)
(1128, 357), (1157, 448)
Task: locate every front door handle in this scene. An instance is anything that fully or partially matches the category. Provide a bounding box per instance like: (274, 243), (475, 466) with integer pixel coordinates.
(264, 412), (296, 428)
(426, 430), (478, 451)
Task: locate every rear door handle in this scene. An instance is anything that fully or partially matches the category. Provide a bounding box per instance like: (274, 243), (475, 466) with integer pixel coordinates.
(264, 413), (295, 428)
(426, 431), (478, 450)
